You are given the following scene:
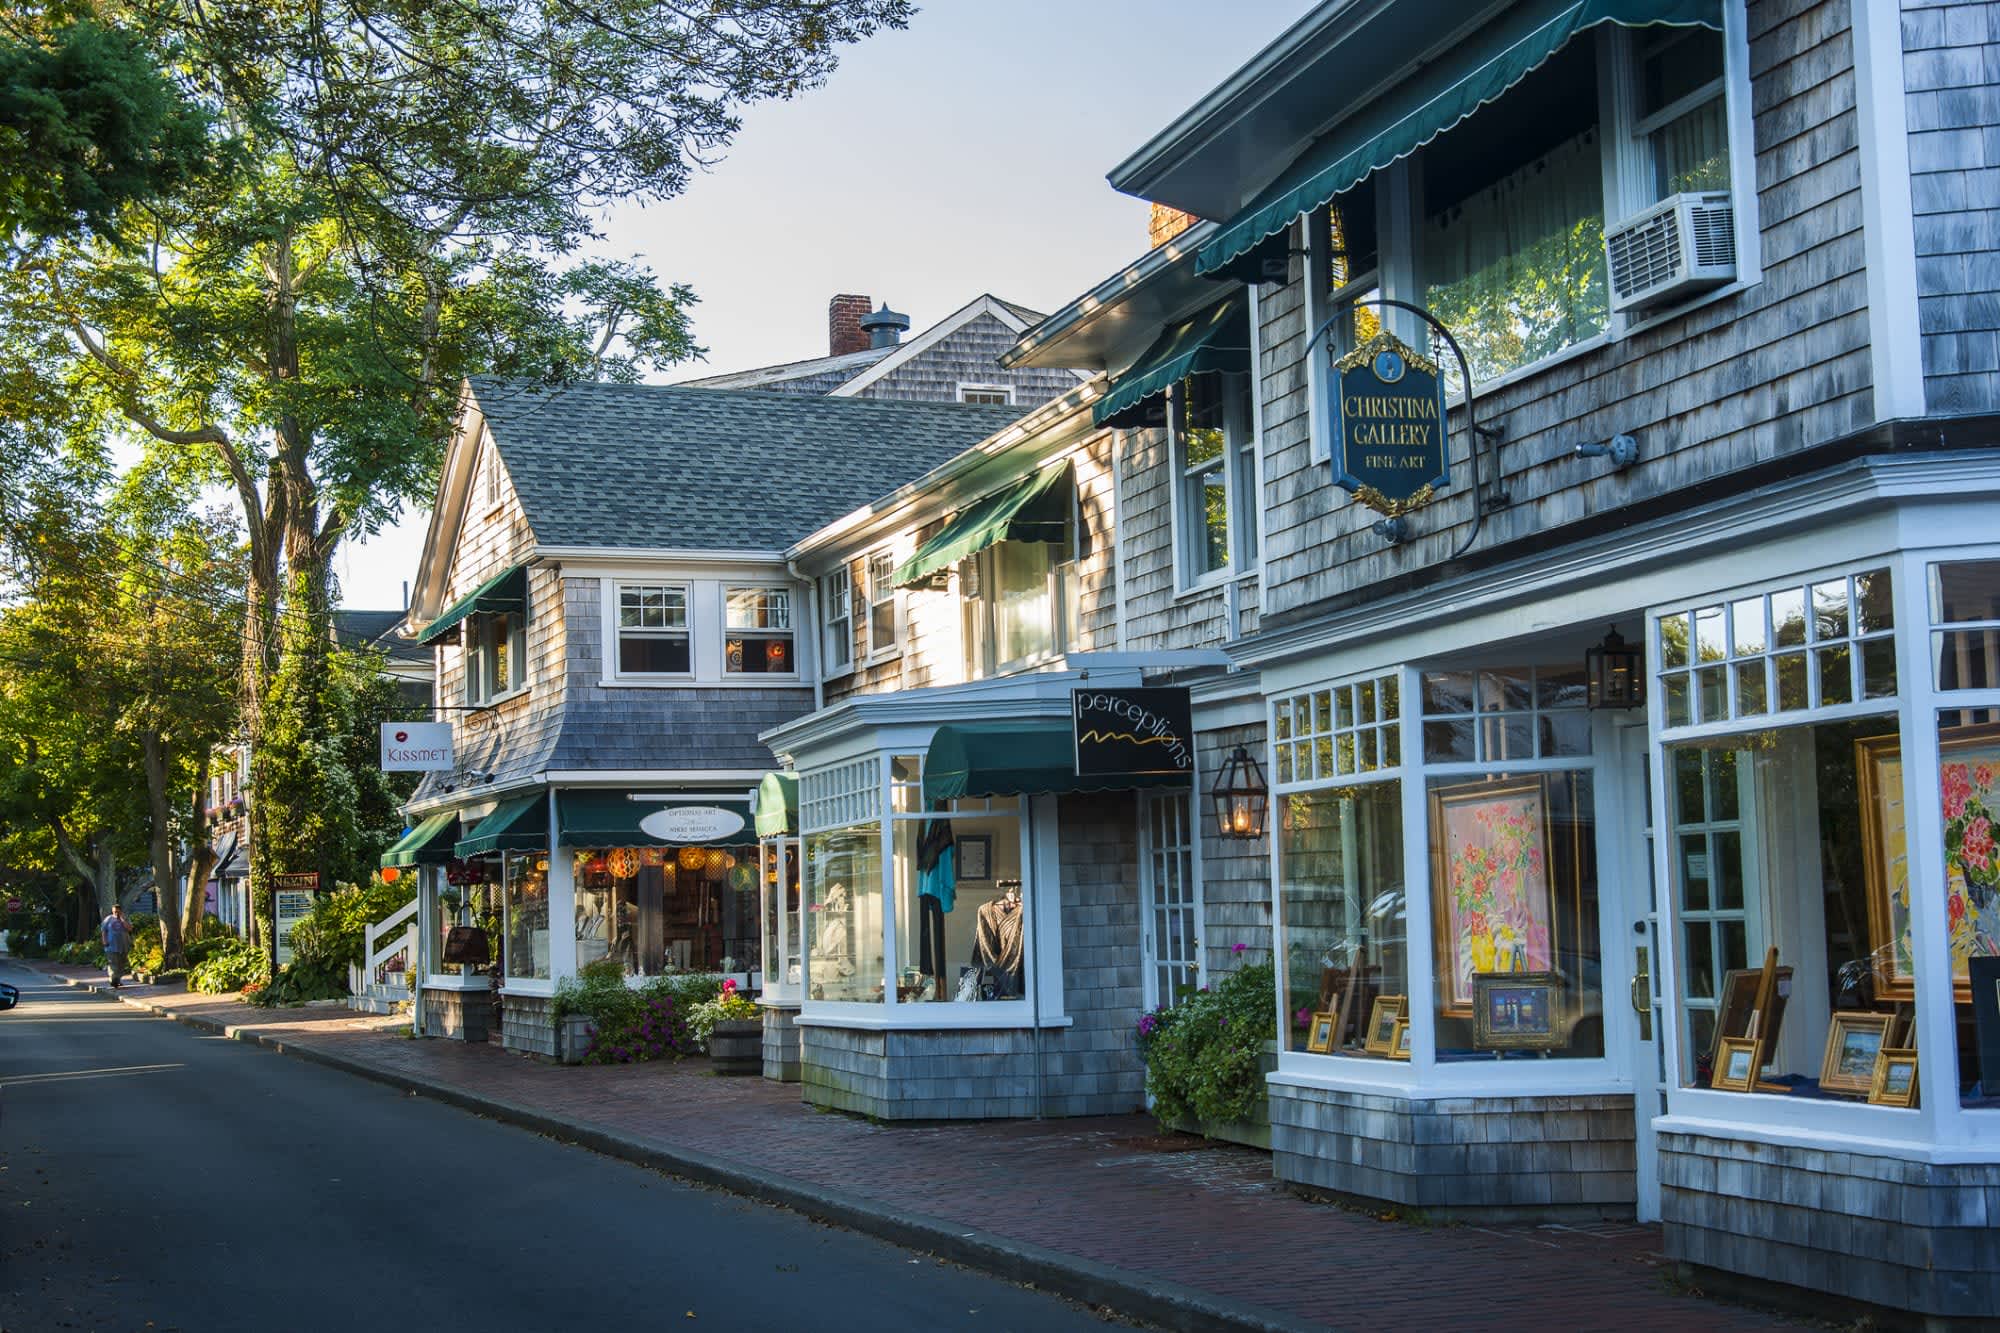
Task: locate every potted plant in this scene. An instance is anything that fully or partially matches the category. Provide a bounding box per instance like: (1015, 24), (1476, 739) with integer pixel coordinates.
(696, 979), (763, 1075)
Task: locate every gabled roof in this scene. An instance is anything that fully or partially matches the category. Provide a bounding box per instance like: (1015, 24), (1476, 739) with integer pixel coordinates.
(335, 609), (432, 666)
(466, 377), (1025, 553)
(676, 345), (893, 391)
(829, 294), (1048, 398)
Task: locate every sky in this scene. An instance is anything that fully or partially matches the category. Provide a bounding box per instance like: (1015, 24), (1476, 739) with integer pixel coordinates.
(334, 0), (1313, 610)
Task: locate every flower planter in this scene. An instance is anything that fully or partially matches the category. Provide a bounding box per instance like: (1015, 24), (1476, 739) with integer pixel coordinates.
(707, 1018), (762, 1075)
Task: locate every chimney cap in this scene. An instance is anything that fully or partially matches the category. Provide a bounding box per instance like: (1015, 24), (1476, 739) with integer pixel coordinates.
(859, 303), (910, 348)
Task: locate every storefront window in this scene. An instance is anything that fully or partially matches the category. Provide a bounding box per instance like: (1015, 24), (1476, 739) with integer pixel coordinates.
(806, 823), (884, 1002)
(571, 844), (758, 976)
(892, 795), (1026, 1004)
(435, 870), (500, 977)
(1428, 770), (1603, 1061)
(503, 850), (550, 980)
(1278, 781), (1404, 1055)
(761, 839), (801, 997)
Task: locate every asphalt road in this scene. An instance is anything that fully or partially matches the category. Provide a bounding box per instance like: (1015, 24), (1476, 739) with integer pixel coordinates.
(0, 961), (1128, 1333)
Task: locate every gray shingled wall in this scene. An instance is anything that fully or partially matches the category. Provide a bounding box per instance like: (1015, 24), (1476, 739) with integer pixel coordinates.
(1661, 1128), (2000, 1317)
(1252, 0), (1873, 624)
(1115, 422), (1260, 652)
(1903, 0), (2000, 413)
(1195, 722), (1274, 981)
(852, 312), (1083, 406)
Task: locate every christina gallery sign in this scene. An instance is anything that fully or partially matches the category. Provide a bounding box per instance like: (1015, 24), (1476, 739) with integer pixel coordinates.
(1331, 330), (1450, 517)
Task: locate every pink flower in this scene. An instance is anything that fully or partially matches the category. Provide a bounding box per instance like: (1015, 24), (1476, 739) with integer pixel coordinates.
(721, 978), (738, 996)
(1294, 1008), (1312, 1026)
(1944, 765), (1974, 820)
(1976, 764), (1996, 793)
(1963, 816), (1995, 872)
(1232, 942), (1247, 955)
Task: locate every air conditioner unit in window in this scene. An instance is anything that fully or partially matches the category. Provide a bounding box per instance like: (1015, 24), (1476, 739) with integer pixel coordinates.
(1604, 190), (1736, 315)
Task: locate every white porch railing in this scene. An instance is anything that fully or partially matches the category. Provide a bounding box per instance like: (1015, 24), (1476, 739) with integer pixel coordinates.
(348, 897), (418, 1014)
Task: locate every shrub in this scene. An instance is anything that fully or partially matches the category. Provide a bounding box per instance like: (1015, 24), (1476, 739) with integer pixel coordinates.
(1139, 959), (1276, 1128)
(582, 994), (698, 1064)
(54, 940), (106, 966)
(5, 929), (50, 958)
(184, 934), (237, 966)
(552, 966), (725, 1064)
(288, 877), (417, 975)
(188, 939), (271, 994)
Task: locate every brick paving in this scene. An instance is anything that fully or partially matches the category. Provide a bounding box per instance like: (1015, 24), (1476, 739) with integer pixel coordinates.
(26, 962), (1796, 1331)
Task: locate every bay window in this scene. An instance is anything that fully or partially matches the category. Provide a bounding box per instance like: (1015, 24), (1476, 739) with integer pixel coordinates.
(616, 583), (691, 676)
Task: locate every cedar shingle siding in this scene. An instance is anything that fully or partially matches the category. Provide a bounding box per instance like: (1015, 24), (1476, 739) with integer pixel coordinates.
(1903, 0), (2000, 413)
(848, 313), (1082, 405)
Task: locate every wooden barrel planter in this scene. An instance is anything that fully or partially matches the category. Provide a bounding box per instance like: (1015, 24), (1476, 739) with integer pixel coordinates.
(708, 1019), (763, 1075)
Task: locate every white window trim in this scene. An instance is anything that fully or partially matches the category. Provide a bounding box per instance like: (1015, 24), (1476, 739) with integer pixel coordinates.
(461, 610), (531, 708)
(955, 382), (1016, 405)
(1169, 372), (1258, 596)
(606, 579), (694, 682)
(721, 584), (800, 681)
(821, 565), (855, 682)
(862, 548), (904, 665)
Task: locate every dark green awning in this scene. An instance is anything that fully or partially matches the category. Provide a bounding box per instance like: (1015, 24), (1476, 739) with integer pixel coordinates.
(453, 793), (547, 858)
(1194, 0), (1722, 280)
(754, 772), (799, 838)
(889, 462), (1074, 589)
(559, 792), (752, 847)
(922, 721), (1192, 806)
(381, 811), (460, 868)
(415, 563), (528, 645)
(1092, 298), (1250, 429)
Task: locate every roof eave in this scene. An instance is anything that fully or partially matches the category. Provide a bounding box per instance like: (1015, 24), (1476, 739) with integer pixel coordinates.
(1003, 221), (1223, 373)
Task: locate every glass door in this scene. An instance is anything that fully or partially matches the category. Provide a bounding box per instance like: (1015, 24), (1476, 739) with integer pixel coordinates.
(1140, 791), (1203, 1009)
(1619, 720), (1667, 1221)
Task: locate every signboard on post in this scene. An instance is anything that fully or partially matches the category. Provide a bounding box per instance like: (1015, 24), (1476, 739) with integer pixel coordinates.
(381, 722), (454, 772)
(1331, 330), (1451, 516)
(272, 872), (319, 966)
(1072, 687), (1195, 779)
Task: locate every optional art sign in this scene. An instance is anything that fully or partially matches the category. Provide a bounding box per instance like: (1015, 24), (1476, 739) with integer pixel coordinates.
(1331, 329), (1451, 517)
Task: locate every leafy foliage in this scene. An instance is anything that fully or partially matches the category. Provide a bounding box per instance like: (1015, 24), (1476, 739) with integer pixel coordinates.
(687, 980), (760, 1051)
(1138, 960), (1277, 1128)
(553, 965), (722, 1063)
(285, 876), (416, 973)
(187, 937), (270, 993)
(54, 938), (105, 966)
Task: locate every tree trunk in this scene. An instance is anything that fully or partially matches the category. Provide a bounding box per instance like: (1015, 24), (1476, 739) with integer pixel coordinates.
(181, 753), (215, 942)
(141, 731), (186, 968)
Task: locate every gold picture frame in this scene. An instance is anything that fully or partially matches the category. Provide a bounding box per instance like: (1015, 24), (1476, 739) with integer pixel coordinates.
(1857, 724), (2000, 1004)
(1819, 1012), (1894, 1095)
(1471, 971), (1564, 1051)
(1430, 776), (1559, 1018)
(1305, 1010), (1338, 1054)
(1389, 1017), (1411, 1060)
(1363, 995), (1406, 1055)
(1711, 1036), (1762, 1092)
(1868, 1047), (1919, 1107)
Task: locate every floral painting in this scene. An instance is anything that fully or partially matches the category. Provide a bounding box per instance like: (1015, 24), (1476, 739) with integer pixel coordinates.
(1860, 727), (2000, 1003)
(1430, 778), (1555, 1017)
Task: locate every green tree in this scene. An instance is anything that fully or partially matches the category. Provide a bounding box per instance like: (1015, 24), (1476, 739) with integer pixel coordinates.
(1, 0), (908, 936)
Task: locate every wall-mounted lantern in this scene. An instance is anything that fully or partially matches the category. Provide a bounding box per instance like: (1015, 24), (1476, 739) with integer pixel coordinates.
(1212, 746), (1269, 839)
(1586, 626), (1644, 710)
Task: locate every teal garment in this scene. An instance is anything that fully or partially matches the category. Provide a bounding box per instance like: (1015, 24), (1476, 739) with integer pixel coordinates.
(917, 819), (957, 914)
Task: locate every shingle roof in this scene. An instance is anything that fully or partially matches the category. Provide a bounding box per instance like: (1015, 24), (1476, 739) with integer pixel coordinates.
(334, 609), (430, 665)
(468, 377), (1026, 552)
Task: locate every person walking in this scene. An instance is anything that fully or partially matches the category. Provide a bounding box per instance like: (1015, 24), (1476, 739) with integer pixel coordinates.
(100, 904), (133, 990)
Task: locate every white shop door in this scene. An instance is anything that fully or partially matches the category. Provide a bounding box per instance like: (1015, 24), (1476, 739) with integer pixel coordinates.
(1140, 791), (1204, 1009)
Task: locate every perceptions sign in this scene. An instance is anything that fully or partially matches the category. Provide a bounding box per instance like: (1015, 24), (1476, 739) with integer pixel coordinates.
(638, 805), (746, 844)
(1072, 687), (1195, 779)
(1331, 330), (1450, 517)
(381, 722), (454, 772)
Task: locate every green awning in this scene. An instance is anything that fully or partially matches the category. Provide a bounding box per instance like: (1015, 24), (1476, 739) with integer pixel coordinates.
(922, 721), (1192, 806)
(889, 462), (1075, 589)
(1092, 296), (1251, 429)
(559, 792), (752, 847)
(453, 793), (547, 858)
(1194, 0), (1722, 280)
(415, 563), (529, 645)
(754, 772), (799, 838)
(380, 811), (460, 868)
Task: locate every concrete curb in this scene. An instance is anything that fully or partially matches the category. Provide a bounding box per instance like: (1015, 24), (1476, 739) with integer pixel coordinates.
(33, 968), (1328, 1333)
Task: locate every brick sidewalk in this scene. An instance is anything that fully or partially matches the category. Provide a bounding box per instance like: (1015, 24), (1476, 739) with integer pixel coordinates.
(26, 962), (1792, 1332)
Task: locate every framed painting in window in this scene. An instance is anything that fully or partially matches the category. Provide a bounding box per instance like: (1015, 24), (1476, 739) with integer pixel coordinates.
(1430, 776), (1557, 1018)
(1858, 725), (2000, 1004)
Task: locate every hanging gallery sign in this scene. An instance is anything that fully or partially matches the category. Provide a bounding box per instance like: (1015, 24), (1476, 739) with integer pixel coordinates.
(1072, 687), (1194, 778)
(1331, 329), (1451, 516)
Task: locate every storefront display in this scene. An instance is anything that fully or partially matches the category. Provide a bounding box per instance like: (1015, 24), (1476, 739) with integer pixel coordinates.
(1279, 780), (1404, 1056)
(891, 789), (1027, 1004)
(504, 850), (550, 980)
(572, 842), (757, 975)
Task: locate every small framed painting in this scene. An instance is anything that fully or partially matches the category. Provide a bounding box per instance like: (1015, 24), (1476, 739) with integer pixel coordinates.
(957, 834), (992, 882)
(1305, 1010), (1338, 1054)
(1711, 1036), (1762, 1092)
(1819, 1012), (1893, 1095)
(1363, 995), (1406, 1055)
(1868, 1047), (1919, 1108)
(1971, 956), (2000, 1096)
(1471, 971), (1562, 1051)
(1389, 1017), (1411, 1061)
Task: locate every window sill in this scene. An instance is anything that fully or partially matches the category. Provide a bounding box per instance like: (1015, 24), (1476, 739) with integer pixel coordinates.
(499, 979), (555, 997)
(599, 676), (808, 690)
(1172, 567), (1256, 604)
(467, 685), (531, 711)
(796, 1007), (1072, 1032)
(421, 973), (489, 991)
(1619, 276), (1756, 340)
(862, 650), (903, 669)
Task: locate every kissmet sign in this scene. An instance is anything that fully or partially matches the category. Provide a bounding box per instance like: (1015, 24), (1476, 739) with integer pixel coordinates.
(1332, 330), (1450, 517)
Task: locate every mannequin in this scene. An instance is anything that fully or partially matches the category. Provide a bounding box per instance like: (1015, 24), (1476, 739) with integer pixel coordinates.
(972, 879), (1024, 999)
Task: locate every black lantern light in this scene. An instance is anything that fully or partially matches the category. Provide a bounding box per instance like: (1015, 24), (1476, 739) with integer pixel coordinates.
(1212, 746), (1269, 839)
(1586, 625), (1644, 710)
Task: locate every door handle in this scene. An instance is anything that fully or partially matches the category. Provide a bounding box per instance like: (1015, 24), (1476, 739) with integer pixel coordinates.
(1631, 945), (1652, 1040)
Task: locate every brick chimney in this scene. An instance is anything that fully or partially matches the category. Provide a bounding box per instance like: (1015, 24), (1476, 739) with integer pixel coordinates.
(1148, 203), (1196, 249)
(828, 294), (872, 357)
